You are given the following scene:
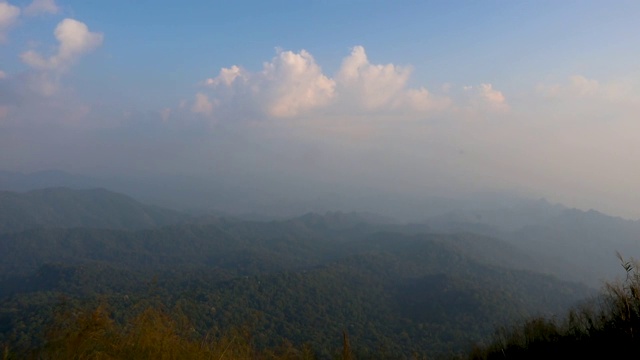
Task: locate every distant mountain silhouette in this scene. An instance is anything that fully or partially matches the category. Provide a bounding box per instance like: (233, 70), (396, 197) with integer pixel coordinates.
(0, 187), (190, 233)
(0, 170), (99, 191)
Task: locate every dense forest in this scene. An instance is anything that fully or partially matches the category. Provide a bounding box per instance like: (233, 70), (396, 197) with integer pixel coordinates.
(1, 187), (637, 358)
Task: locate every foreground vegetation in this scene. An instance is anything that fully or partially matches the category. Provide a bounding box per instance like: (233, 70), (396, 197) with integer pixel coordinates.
(4, 302), (320, 360)
(469, 255), (640, 359)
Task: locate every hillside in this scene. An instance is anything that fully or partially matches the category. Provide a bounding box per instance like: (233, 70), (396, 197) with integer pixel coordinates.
(0, 211), (592, 358)
(0, 187), (190, 233)
(424, 203), (640, 287)
(8, 187), (640, 357)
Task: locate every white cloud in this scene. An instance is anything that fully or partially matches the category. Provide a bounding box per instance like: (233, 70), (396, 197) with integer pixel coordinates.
(336, 46), (411, 110)
(260, 49), (336, 117)
(0, 15), (102, 126)
(21, 18), (103, 71)
(199, 46), (453, 120)
(205, 65), (246, 87)
(192, 92), (214, 116)
(0, 1), (20, 42)
(24, 0), (58, 16)
(206, 49), (335, 118)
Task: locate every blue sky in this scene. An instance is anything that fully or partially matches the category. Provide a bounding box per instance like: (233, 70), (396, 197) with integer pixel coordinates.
(1, 0), (640, 217)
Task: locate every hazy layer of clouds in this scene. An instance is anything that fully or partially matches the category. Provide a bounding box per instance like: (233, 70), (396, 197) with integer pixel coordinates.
(0, 1), (20, 42)
(0, 16), (102, 126)
(24, 0), (59, 16)
(21, 18), (103, 72)
(1, 13), (640, 220)
(191, 93), (214, 116)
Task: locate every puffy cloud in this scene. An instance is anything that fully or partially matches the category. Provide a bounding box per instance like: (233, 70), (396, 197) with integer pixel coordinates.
(334, 46), (452, 113)
(205, 65), (246, 87)
(192, 93), (214, 116)
(0, 1), (20, 42)
(261, 49), (336, 117)
(21, 18), (103, 71)
(24, 0), (58, 16)
(0, 16), (103, 127)
(206, 49), (335, 118)
(199, 46), (452, 120)
(336, 46), (411, 110)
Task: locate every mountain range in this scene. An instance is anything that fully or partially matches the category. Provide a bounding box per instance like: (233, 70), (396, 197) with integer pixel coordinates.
(0, 185), (638, 357)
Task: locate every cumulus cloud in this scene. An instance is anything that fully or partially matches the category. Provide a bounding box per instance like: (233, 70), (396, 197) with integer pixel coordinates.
(336, 46), (411, 110)
(205, 49), (335, 118)
(0, 1), (20, 42)
(262, 49), (336, 117)
(24, 0), (58, 16)
(21, 18), (103, 71)
(198, 46), (454, 121)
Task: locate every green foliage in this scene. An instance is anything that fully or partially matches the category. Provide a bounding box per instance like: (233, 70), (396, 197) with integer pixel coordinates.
(0, 211), (593, 358)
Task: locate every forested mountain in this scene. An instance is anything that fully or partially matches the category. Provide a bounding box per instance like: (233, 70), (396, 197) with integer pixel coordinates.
(0, 187), (190, 233)
(503, 209), (640, 285)
(0, 170), (98, 192)
(0, 202), (592, 358)
(424, 203), (640, 287)
(4, 187), (640, 357)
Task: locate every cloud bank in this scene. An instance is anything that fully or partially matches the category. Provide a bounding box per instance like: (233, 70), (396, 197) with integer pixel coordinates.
(1, 12), (639, 219)
(24, 0), (59, 16)
(0, 1), (20, 42)
(195, 46), (495, 122)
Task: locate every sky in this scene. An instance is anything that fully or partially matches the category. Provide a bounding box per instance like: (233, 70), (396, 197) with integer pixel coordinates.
(1, 0), (640, 218)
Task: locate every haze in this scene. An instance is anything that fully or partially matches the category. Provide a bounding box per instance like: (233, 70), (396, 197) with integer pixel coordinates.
(1, 1), (639, 219)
